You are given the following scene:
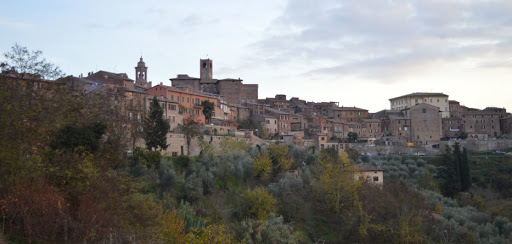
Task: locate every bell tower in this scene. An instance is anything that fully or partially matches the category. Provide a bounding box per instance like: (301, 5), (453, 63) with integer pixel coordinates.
(135, 57), (149, 88)
(200, 59), (213, 81)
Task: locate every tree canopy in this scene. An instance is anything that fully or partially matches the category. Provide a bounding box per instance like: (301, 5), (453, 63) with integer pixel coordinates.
(0, 44), (64, 79)
(143, 97), (170, 151)
(201, 100), (215, 124)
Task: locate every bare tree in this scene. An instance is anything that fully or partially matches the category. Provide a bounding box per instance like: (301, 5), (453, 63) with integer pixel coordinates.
(1, 44), (64, 79)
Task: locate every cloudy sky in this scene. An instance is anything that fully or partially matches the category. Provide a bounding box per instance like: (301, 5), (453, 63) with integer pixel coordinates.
(1, 0), (511, 112)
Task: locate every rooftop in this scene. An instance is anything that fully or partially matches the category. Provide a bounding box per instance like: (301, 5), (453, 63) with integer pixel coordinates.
(389, 92), (448, 101)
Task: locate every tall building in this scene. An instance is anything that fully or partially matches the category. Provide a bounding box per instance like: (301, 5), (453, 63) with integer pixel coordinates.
(135, 57), (151, 89)
(170, 59), (258, 105)
(389, 92), (449, 118)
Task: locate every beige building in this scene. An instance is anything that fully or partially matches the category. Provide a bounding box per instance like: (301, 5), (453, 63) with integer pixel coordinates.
(389, 92), (449, 118)
(355, 164), (384, 185)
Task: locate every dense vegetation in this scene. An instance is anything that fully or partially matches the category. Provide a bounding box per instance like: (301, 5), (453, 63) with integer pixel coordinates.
(2, 45), (512, 243)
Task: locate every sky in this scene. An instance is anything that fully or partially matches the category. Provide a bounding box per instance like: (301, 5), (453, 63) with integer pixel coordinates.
(1, 0), (511, 112)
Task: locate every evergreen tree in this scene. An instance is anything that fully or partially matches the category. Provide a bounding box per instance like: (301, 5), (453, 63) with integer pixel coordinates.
(460, 147), (472, 191)
(438, 145), (460, 198)
(143, 97), (170, 151)
(453, 142), (463, 189)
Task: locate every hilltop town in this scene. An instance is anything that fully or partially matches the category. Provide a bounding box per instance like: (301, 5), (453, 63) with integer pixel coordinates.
(32, 57), (512, 156)
(3, 49), (512, 243)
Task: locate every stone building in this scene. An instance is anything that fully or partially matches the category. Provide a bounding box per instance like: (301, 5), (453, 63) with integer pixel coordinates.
(442, 117), (464, 139)
(253, 115), (279, 137)
(360, 119), (383, 140)
(147, 83), (220, 125)
(329, 106), (369, 122)
(389, 92), (450, 118)
(266, 107), (292, 134)
(404, 103), (442, 146)
(170, 59), (258, 105)
(460, 110), (502, 138)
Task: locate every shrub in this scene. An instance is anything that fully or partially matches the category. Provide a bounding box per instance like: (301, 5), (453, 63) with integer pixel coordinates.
(240, 188), (277, 220)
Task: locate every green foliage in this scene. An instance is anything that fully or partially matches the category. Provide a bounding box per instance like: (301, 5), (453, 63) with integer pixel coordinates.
(51, 122), (106, 152)
(174, 155), (192, 173)
(143, 97), (170, 151)
(237, 118), (257, 130)
(218, 137), (250, 154)
(201, 100), (215, 124)
(345, 148), (360, 162)
(133, 147), (162, 169)
(437, 143), (472, 197)
(253, 153), (272, 181)
(347, 132), (358, 142)
(236, 214), (303, 244)
(240, 188), (277, 220)
(316, 163), (361, 214)
(267, 144), (294, 179)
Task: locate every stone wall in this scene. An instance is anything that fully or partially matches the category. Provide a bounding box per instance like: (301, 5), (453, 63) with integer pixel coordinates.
(440, 139), (512, 152)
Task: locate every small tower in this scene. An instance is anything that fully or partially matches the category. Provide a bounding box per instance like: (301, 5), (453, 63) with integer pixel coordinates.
(135, 57), (149, 88)
(200, 59), (213, 80)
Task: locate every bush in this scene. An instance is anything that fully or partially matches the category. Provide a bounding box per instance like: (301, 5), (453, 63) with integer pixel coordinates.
(240, 188), (277, 220)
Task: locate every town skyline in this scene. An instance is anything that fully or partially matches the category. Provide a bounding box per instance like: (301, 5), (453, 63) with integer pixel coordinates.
(1, 0), (512, 112)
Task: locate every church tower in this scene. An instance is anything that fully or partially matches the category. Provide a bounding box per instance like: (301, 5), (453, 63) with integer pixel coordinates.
(200, 59), (213, 81)
(135, 57), (149, 88)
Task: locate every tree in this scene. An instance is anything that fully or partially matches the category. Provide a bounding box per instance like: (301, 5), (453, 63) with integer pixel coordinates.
(241, 188), (277, 220)
(316, 163), (361, 214)
(1, 44), (64, 79)
(201, 100), (215, 124)
(437, 145), (461, 197)
(460, 147), (472, 191)
(253, 153), (272, 181)
(180, 116), (201, 155)
(345, 148), (360, 162)
(51, 122), (106, 152)
(347, 132), (358, 143)
(143, 97), (170, 151)
(267, 144), (293, 179)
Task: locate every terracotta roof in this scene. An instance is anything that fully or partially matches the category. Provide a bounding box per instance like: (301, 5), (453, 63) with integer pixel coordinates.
(171, 74), (200, 80)
(266, 107), (291, 115)
(153, 84), (219, 99)
(333, 106), (368, 111)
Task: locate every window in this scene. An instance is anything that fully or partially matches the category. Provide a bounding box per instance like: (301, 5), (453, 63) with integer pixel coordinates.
(373, 176), (379, 182)
(187, 97), (189, 103)
(171, 95), (174, 101)
(177, 96), (179, 102)
(422, 108), (426, 113)
(182, 97), (185, 102)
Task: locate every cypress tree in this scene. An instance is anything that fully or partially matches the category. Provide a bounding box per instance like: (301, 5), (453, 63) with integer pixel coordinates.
(438, 145), (460, 198)
(143, 97), (170, 151)
(460, 147), (472, 191)
(453, 142), (463, 190)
